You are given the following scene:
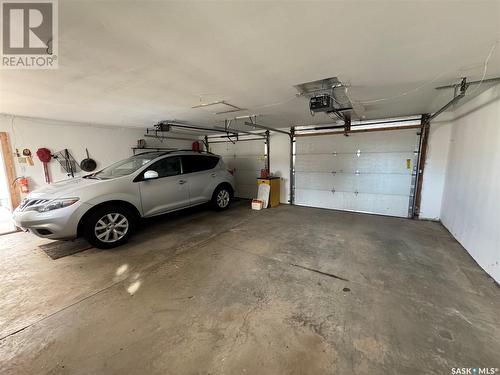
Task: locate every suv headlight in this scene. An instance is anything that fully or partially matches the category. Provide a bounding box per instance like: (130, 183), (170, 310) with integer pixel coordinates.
(34, 198), (80, 213)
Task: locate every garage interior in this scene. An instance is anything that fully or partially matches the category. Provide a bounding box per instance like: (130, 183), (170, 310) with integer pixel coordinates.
(0, 1), (499, 374)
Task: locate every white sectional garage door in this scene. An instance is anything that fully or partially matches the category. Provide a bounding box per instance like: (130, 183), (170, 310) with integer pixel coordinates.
(210, 140), (266, 199)
(294, 128), (419, 218)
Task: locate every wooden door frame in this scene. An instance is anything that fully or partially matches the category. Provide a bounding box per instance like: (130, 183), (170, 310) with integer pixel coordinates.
(0, 132), (20, 210)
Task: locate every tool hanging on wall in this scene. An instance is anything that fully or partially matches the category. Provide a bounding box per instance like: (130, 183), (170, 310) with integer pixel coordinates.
(36, 147), (52, 184)
(80, 148), (97, 172)
(53, 149), (80, 178)
(22, 149), (34, 166)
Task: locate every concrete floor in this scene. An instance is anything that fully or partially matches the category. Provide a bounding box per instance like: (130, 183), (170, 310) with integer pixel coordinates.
(0, 206), (16, 235)
(0, 201), (499, 375)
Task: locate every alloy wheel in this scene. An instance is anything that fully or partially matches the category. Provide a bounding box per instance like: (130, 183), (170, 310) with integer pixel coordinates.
(217, 189), (230, 208)
(94, 213), (129, 243)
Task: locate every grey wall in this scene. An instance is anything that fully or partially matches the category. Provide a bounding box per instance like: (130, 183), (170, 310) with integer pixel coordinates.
(419, 117), (453, 220)
(440, 86), (500, 283)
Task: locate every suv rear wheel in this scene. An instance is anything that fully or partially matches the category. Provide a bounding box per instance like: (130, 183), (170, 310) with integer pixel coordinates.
(212, 185), (231, 211)
(83, 205), (135, 249)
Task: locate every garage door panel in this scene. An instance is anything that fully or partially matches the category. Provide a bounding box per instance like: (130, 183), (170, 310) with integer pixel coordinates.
(354, 174), (412, 195)
(295, 172), (412, 196)
(295, 189), (345, 210)
(295, 189), (409, 217)
(295, 152), (414, 174)
(347, 192), (410, 217)
(295, 129), (418, 217)
(296, 131), (416, 154)
(222, 156), (265, 172)
(214, 141), (264, 156)
(234, 171), (260, 186)
(234, 184), (258, 200)
(211, 141), (265, 199)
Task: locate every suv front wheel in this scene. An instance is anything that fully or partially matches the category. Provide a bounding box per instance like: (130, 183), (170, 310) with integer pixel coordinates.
(83, 205), (135, 249)
(212, 185), (231, 211)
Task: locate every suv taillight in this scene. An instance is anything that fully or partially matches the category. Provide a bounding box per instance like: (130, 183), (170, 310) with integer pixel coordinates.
(227, 169), (234, 175)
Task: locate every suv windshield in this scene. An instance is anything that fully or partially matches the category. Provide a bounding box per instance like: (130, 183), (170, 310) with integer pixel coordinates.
(88, 152), (164, 180)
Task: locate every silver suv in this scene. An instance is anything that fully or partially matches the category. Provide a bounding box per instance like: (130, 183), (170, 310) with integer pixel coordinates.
(13, 151), (235, 248)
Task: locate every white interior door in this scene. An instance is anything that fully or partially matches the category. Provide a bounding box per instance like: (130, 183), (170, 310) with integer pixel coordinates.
(210, 140), (266, 199)
(294, 129), (419, 218)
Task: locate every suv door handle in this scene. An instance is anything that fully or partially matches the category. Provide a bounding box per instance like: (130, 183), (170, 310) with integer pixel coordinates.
(210, 173), (217, 177)
(178, 180), (187, 185)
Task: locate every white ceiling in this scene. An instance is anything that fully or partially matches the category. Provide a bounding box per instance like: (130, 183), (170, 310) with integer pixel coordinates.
(1, 0), (499, 130)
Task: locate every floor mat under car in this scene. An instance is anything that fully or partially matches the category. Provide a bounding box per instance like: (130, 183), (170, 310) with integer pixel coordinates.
(39, 239), (93, 260)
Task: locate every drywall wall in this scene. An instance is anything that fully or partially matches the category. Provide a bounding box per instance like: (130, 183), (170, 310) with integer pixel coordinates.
(419, 116), (453, 220)
(0, 115), (192, 198)
(440, 85), (500, 283)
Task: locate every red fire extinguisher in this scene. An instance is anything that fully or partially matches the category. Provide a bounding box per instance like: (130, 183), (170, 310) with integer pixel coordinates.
(14, 177), (29, 193)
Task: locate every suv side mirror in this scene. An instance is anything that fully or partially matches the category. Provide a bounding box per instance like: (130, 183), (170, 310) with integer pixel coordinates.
(143, 170), (159, 180)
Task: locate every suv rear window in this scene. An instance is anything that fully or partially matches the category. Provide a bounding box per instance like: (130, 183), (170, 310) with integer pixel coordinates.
(181, 155), (219, 174)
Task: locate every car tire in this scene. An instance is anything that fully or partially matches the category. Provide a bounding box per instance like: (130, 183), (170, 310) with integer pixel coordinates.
(212, 185), (232, 211)
(83, 205), (135, 249)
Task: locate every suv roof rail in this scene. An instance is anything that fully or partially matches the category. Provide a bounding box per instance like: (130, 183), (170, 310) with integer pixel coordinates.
(133, 149), (216, 157)
(172, 149), (215, 155)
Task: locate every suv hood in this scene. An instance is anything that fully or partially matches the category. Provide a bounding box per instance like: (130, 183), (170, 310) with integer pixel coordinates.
(27, 177), (102, 199)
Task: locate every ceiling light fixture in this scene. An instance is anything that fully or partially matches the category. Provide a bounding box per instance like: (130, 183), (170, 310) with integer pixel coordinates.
(191, 100), (224, 109)
(191, 100), (247, 115)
